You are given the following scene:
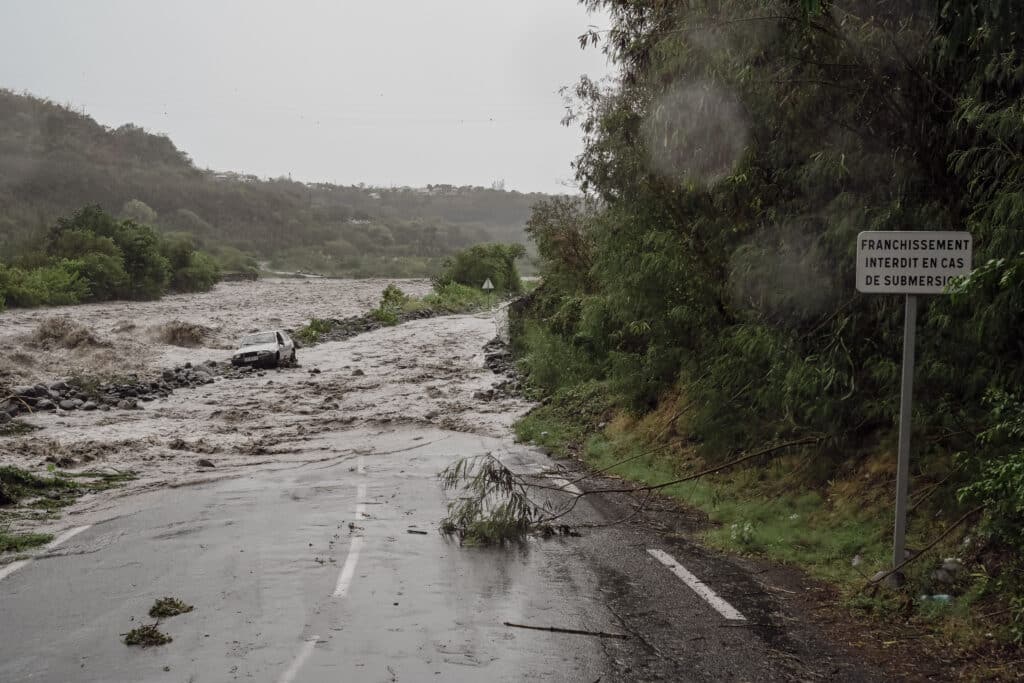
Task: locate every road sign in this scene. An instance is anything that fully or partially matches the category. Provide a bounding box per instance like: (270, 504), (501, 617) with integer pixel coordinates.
(856, 231), (972, 294)
(856, 230), (972, 582)
(482, 278), (494, 291)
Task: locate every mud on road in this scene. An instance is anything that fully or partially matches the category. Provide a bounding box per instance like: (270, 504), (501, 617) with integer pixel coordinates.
(0, 278), (529, 499)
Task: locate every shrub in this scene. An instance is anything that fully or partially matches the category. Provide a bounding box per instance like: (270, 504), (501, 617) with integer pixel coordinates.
(434, 243), (525, 295)
(371, 284), (409, 326)
(294, 318), (334, 345)
(958, 390), (1024, 550)
(169, 251), (221, 293)
(0, 260), (89, 307)
(518, 320), (600, 395)
(422, 282), (489, 313)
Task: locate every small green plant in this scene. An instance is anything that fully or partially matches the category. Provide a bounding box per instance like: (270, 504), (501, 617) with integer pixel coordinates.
(0, 519), (52, 552)
(0, 466), (80, 506)
(372, 284), (408, 326)
(149, 596), (194, 618)
(294, 318), (335, 345)
(122, 623), (172, 647)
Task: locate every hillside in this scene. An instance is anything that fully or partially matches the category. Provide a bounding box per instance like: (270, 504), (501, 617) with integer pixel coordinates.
(0, 89), (547, 276)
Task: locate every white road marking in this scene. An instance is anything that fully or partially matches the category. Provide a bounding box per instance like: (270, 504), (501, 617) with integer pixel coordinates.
(647, 548), (746, 621)
(277, 635), (320, 683)
(356, 484), (367, 517)
(357, 455), (366, 474)
(333, 536), (364, 598)
(0, 525), (92, 583)
(333, 484), (368, 598)
(549, 477), (583, 496)
(0, 560), (29, 583)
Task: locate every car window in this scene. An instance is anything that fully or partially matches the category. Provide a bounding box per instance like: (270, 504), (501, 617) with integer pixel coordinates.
(241, 332), (276, 346)
(276, 332), (284, 345)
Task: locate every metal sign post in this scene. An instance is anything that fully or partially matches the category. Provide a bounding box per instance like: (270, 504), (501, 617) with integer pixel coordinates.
(482, 277), (495, 307)
(893, 293), (917, 570)
(856, 231), (971, 578)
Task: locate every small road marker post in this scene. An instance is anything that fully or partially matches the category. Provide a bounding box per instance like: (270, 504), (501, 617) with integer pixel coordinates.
(856, 230), (972, 581)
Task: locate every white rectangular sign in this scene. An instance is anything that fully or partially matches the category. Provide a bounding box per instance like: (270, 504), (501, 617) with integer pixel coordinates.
(856, 231), (972, 294)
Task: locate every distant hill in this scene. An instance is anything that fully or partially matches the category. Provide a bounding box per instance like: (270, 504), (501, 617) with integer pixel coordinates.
(0, 89), (549, 276)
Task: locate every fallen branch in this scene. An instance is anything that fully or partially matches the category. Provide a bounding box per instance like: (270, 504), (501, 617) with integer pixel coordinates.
(0, 394), (34, 414)
(863, 504), (985, 590)
(503, 621), (631, 640)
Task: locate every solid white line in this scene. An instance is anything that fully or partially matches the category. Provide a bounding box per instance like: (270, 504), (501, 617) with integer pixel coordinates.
(550, 477), (583, 496)
(333, 485), (368, 598)
(332, 536), (364, 598)
(49, 525), (91, 548)
(647, 548), (746, 621)
(0, 560), (29, 582)
(0, 525), (91, 583)
(277, 635), (320, 683)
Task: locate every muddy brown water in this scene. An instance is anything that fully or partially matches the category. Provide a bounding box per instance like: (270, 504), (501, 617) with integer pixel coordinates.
(0, 278), (530, 508)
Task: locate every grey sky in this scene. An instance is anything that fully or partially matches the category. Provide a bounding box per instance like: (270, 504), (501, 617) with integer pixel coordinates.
(0, 1), (610, 194)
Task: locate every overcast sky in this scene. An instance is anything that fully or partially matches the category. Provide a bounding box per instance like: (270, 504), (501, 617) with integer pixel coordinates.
(0, 1), (610, 194)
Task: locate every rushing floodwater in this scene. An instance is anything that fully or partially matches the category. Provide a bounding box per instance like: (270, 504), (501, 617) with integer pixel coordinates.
(0, 278), (531, 518)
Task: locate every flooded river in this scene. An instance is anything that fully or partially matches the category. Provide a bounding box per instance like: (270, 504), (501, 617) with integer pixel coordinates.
(0, 278), (531, 506)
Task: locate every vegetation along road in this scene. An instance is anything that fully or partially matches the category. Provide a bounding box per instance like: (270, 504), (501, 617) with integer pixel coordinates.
(2, 0), (1023, 681)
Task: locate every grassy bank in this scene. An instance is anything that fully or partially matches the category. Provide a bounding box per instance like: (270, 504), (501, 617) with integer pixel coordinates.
(514, 384), (1021, 669)
(0, 465), (136, 554)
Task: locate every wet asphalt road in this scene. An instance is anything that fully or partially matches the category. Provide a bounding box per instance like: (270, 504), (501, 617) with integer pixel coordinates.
(0, 426), (882, 682)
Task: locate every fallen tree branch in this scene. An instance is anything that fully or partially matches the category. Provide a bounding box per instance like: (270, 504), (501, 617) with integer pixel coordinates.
(0, 394), (34, 414)
(863, 504), (985, 591)
(503, 621), (631, 640)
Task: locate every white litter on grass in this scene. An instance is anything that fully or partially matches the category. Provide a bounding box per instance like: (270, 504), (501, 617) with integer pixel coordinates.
(647, 548), (746, 621)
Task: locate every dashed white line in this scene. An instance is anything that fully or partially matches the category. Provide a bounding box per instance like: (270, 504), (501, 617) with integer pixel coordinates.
(277, 635), (320, 683)
(0, 525), (91, 583)
(356, 455), (366, 474)
(647, 548), (746, 621)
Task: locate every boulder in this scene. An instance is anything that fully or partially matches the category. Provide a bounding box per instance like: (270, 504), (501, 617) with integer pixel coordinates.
(196, 458), (215, 468)
(59, 399), (78, 411)
(82, 401), (98, 411)
(35, 399), (55, 411)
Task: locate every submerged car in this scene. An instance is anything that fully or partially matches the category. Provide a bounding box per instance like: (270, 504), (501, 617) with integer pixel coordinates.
(231, 330), (297, 368)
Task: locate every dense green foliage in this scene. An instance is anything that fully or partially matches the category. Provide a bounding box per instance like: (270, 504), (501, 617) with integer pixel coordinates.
(435, 243), (525, 295)
(0, 90), (540, 277)
(0, 205), (221, 306)
(515, 0), (1024, 580)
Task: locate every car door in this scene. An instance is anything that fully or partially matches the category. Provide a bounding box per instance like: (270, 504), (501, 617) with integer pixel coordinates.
(278, 331), (294, 356)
